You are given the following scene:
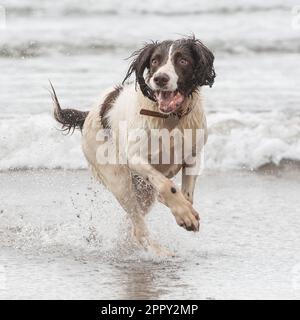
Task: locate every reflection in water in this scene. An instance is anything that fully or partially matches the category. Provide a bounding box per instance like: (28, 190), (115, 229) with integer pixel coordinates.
(116, 262), (173, 299)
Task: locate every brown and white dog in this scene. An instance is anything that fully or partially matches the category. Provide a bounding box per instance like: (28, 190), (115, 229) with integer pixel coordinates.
(51, 37), (215, 255)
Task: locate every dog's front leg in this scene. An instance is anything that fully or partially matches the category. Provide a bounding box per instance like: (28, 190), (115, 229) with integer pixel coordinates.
(128, 158), (200, 232)
(181, 166), (198, 204)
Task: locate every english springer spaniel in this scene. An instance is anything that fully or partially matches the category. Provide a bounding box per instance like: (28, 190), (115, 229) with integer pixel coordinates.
(51, 36), (215, 255)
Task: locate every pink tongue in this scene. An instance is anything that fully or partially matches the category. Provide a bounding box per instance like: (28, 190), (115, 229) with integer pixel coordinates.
(156, 91), (184, 113)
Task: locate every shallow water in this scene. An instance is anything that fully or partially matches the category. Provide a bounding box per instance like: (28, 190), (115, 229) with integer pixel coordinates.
(0, 170), (300, 299)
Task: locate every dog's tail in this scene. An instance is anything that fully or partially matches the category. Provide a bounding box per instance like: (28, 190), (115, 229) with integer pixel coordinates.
(49, 81), (89, 134)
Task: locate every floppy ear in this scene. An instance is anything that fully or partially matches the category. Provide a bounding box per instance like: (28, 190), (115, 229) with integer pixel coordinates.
(190, 38), (216, 88)
(122, 42), (158, 100)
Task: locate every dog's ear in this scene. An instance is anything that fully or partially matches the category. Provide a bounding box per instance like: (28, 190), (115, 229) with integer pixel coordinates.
(190, 38), (216, 88)
(122, 42), (158, 100)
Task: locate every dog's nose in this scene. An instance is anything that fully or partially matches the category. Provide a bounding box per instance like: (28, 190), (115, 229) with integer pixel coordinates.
(153, 73), (170, 87)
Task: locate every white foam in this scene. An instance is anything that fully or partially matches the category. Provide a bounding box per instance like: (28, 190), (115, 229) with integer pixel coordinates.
(205, 111), (300, 170)
(0, 111), (299, 171)
(0, 114), (86, 170)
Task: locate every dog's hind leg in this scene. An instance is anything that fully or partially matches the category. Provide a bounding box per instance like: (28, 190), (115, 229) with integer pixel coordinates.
(131, 174), (156, 215)
(90, 164), (173, 256)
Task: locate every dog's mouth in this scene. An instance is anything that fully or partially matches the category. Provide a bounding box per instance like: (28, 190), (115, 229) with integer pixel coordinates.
(154, 90), (185, 114)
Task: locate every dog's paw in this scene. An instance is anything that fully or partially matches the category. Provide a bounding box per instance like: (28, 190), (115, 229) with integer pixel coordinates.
(133, 226), (150, 247)
(148, 241), (176, 257)
(133, 230), (175, 257)
(173, 202), (200, 232)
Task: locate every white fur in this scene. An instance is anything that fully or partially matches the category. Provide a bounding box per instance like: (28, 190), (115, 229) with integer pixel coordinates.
(81, 82), (207, 255)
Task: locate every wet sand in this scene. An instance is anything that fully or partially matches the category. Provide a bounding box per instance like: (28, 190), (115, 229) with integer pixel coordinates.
(0, 169), (300, 299)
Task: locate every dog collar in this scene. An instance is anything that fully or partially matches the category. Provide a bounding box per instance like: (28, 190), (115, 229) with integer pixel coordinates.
(140, 106), (192, 120)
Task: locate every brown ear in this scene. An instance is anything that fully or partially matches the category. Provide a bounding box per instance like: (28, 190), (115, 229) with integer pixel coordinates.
(122, 42), (158, 100)
(190, 37), (216, 88)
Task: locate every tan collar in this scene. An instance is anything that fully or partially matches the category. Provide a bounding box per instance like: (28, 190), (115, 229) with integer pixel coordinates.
(140, 105), (192, 120)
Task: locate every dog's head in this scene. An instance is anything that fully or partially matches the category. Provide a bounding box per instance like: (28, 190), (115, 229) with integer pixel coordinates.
(123, 36), (216, 114)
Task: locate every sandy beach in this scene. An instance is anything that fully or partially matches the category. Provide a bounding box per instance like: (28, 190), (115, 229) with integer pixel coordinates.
(1, 169), (300, 299)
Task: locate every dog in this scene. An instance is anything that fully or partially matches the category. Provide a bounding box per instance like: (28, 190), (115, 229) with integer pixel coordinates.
(51, 36), (215, 255)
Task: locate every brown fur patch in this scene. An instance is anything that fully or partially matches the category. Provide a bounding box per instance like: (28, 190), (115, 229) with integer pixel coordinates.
(100, 85), (123, 128)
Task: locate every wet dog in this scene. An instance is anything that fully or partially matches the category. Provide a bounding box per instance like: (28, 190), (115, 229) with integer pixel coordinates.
(51, 36), (215, 255)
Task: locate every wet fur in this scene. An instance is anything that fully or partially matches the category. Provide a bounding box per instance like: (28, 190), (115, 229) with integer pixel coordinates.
(51, 37), (215, 255)
(122, 36), (215, 101)
(50, 81), (88, 134)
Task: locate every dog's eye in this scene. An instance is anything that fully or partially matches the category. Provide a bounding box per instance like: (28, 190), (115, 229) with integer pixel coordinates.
(179, 58), (188, 66)
(151, 59), (159, 66)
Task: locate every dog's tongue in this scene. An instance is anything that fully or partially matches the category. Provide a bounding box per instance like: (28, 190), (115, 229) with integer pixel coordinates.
(155, 91), (184, 113)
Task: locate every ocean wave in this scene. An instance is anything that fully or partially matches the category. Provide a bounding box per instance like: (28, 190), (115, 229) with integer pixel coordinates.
(0, 41), (127, 58)
(6, 6), (119, 18)
(1, 38), (299, 58)
(130, 5), (289, 17)
(0, 114), (86, 170)
(205, 111), (300, 170)
(0, 111), (299, 171)
(5, 3), (290, 18)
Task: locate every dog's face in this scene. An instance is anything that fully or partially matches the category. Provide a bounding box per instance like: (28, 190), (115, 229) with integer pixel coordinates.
(123, 37), (216, 114)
